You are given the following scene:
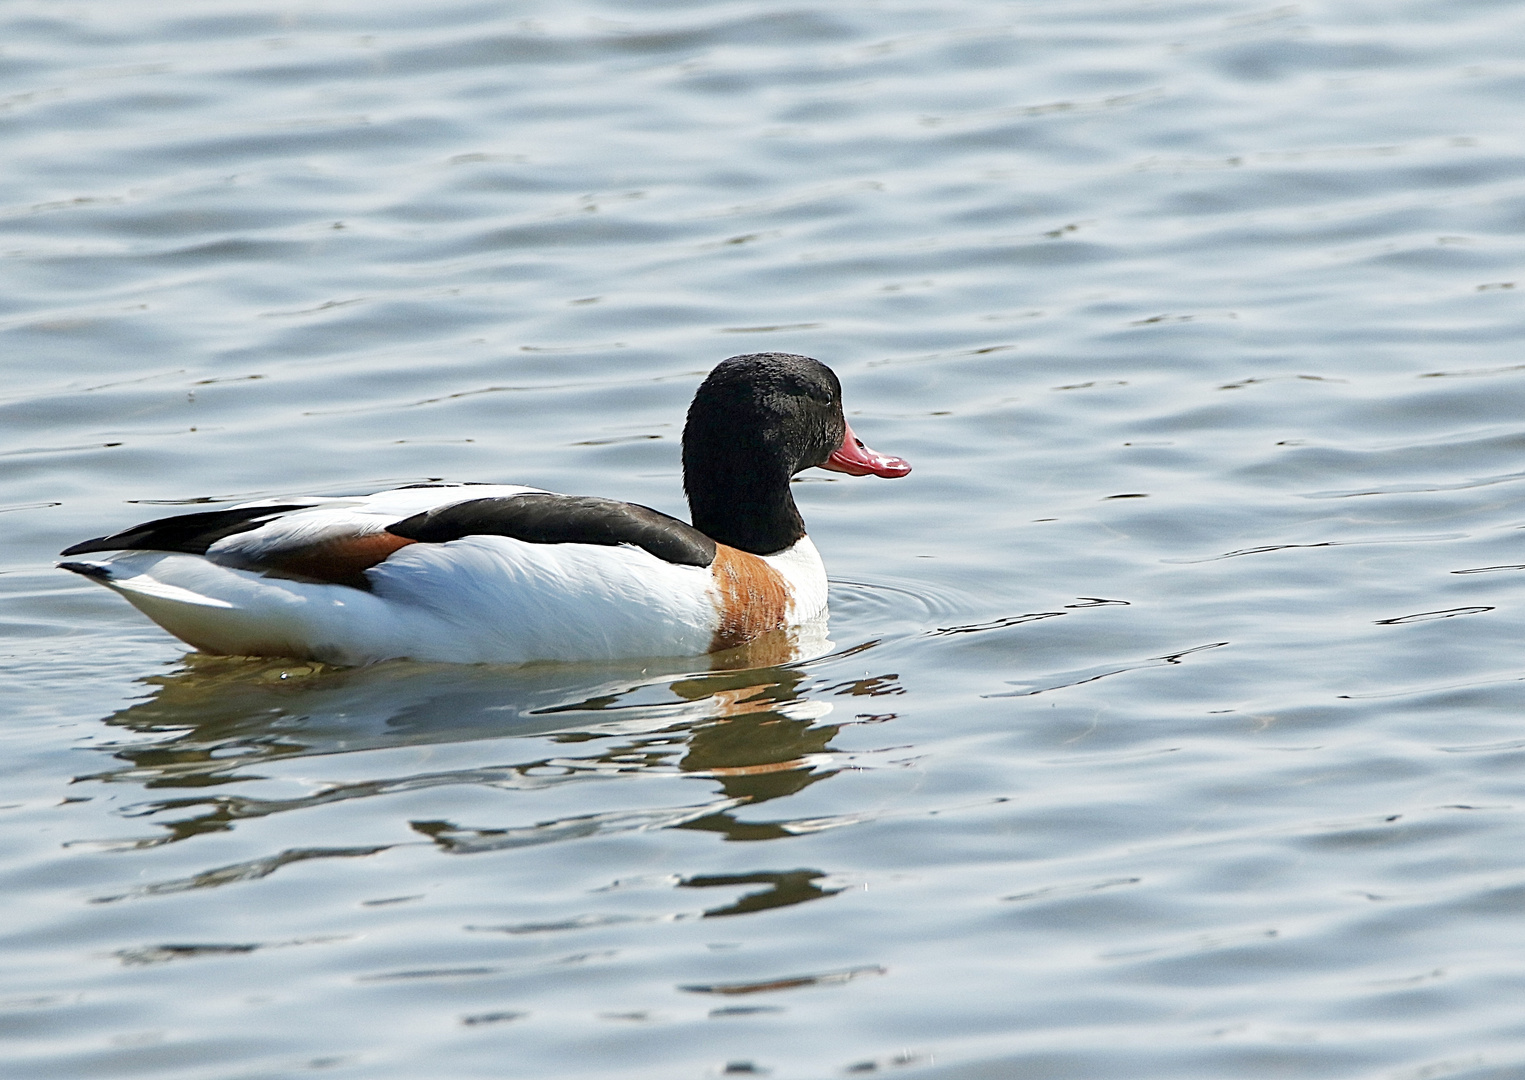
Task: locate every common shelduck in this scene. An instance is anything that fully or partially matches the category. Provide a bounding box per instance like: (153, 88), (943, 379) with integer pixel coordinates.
(58, 353), (910, 666)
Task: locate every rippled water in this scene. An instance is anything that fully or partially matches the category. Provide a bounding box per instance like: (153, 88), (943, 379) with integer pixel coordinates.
(6, 1), (1525, 1076)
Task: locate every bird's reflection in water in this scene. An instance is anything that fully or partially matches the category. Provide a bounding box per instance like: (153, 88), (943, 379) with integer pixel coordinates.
(80, 627), (906, 893)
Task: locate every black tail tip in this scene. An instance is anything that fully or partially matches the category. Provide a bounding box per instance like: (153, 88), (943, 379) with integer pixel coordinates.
(59, 561), (112, 581)
(59, 536), (112, 557)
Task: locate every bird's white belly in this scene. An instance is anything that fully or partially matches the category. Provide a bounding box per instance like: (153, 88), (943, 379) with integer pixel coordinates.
(95, 537), (723, 665)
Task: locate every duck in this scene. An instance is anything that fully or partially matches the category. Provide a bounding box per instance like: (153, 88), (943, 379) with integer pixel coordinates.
(57, 353), (910, 666)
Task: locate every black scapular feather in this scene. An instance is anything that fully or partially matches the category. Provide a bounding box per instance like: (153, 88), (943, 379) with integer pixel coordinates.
(387, 494), (717, 567)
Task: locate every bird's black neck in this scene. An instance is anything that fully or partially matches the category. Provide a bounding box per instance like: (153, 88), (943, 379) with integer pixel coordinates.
(684, 453), (804, 556)
(680, 352), (845, 556)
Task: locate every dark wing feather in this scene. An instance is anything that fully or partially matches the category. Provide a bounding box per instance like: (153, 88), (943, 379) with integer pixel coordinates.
(59, 504), (315, 557)
(386, 494), (717, 568)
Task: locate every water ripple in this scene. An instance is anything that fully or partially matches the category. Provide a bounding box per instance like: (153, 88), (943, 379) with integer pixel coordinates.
(8, 0), (1525, 1076)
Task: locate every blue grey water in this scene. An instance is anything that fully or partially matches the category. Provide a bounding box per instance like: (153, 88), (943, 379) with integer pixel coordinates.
(4, 0), (1525, 1076)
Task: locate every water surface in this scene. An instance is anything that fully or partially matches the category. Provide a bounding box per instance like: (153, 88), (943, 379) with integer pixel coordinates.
(5, 1), (1525, 1077)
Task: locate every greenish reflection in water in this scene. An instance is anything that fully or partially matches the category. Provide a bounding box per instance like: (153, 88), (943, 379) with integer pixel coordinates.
(79, 640), (905, 916)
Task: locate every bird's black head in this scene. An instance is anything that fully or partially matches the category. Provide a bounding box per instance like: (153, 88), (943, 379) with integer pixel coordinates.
(682, 353), (889, 555)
